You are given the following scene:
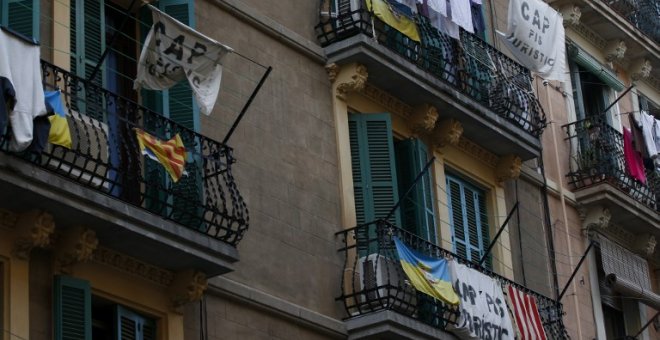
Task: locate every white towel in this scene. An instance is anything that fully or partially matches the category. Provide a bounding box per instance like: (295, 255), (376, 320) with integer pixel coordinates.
(639, 111), (659, 158)
(0, 29), (47, 152)
(450, 0), (474, 33)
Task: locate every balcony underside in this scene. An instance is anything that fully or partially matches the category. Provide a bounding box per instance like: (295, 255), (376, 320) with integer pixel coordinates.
(573, 182), (660, 234)
(345, 310), (459, 340)
(325, 35), (541, 160)
(0, 152), (238, 276)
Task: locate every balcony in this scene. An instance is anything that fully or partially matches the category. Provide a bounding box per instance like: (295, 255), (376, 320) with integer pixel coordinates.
(0, 60), (248, 276)
(574, 0), (660, 80)
(336, 220), (568, 339)
(316, 3), (545, 160)
(563, 116), (660, 233)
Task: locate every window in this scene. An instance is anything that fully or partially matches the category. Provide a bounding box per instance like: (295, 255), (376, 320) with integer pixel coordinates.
(602, 304), (626, 339)
(569, 62), (611, 122)
(446, 174), (491, 268)
(348, 113), (437, 254)
(54, 276), (157, 340)
(0, 0), (39, 40)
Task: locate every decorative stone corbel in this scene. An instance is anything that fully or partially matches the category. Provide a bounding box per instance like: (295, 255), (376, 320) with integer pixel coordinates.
(630, 59), (652, 81)
(559, 4), (581, 26)
(604, 40), (626, 62)
(409, 104), (438, 136)
(325, 63), (340, 83)
(495, 155), (522, 183)
(336, 64), (368, 100)
(57, 227), (99, 274)
(580, 206), (611, 233)
(633, 233), (656, 258)
(168, 269), (208, 310)
(431, 119), (463, 148)
(12, 210), (55, 260)
(0, 208), (18, 229)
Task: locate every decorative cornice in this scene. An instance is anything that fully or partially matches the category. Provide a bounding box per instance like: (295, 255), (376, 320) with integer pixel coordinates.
(630, 59), (652, 81)
(571, 22), (607, 50)
(604, 40), (627, 62)
(580, 206), (611, 232)
(495, 155), (522, 184)
(12, 210), (56, 260)
(336, 64), (368, 100)
(57, 227), (99, 274)
(431, 119), (463, 148)
(169, 269), (208, 310)
(633, 234), (656, 259)
(93, 247), (174, 287)
(559, 4), (582, 27)
(409, 104), (438, 136)
(361, 83), (413, 118)
(0, 209), (17, 229)
(455, 137), (498, 168)
(325, 63), (340, 83)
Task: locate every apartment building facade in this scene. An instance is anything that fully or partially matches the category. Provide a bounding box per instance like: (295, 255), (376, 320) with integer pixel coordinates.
(0, 0), (657, 339)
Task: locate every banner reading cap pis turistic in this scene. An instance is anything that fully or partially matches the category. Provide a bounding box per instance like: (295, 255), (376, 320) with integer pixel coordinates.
(498, 0), (565, 81)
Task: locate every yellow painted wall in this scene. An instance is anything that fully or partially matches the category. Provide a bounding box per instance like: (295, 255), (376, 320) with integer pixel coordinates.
(332, 63), (514, 279)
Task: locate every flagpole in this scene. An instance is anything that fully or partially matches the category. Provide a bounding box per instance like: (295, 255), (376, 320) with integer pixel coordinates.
(383, 156), (435, 223)
(222, 66), (273, 145)
(478, 201), (518, 266)
(87, 0), (139, 83)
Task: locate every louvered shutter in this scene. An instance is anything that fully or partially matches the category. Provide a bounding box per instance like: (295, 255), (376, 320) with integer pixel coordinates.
(395, 139), (437, 242)
(159, 0), (204, 229)
(54, 276), (92, 340)
(116, 305), (156, 340)
(348, 113), (400, 255)
(3, 0), (38, 39)
(446, 175), (490, 268)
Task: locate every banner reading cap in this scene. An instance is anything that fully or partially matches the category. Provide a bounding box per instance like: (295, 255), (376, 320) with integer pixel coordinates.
(134, 5), (233, 115)
(498, 0), (565, 81)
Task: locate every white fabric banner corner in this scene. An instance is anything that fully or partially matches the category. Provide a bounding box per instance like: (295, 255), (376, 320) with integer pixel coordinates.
(135, 5), (233, 115)
(448, 262), (515, 340)
(498, 0), (565, 81)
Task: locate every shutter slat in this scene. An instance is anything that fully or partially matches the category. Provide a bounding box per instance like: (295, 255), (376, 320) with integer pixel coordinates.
(54, 276), (92, 340)
(6, 0), (37, 39)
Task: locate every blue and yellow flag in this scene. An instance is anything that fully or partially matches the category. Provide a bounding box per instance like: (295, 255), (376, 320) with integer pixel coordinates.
(394, 237), (459, 305)
(366, 0), (421, 42)
(45, 90), (72, 149)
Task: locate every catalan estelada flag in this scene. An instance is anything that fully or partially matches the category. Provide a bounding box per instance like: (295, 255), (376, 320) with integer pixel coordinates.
(45, 90), (72, 149)
(393, 237), (459, 305)
(134, 129), (187, 182)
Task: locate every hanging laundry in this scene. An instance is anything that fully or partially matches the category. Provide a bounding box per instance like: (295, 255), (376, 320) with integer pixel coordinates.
(623, 127), (647, 184)
(45, 90), (72, 149)
(471, 1), (486, 38)
(506, 285), (548, 340)
(450, 0), (474, 33)
(366, 0), (421, 41)
(135, 129), (187, 182)
(0, 28), (47, 152)
(418, 0), (459, 39)
(135, 5), (233, 116)
(0, 77), (16, 137)
(638, 111), (660, 158)
(27, 115), (51, 154)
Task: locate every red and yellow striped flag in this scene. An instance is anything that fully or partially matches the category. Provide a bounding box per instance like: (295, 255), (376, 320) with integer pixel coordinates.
(135, 129), (187, 182)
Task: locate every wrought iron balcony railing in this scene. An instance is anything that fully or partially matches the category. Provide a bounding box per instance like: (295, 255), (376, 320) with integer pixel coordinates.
(336, 220), (569, 338)
(315, 4), (546, 136)
(563, 116), (659, 211)
(0, 60), (248, 246)
(605, 0), (660, 42)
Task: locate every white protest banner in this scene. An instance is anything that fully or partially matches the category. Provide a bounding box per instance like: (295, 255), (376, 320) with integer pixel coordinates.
(498, 0), (565, 81)
(448, 262), (514, 340)
(135, 5), (233, 115)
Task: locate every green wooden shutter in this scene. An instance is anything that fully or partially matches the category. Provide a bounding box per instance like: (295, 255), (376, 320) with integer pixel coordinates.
(54, 276), (92, 340)
(116, 305), (156, 340)
(446, 175), (490, 268)
(3, 0), (39, 39)
(395, 139), (437, 242)
(348, 113), (400, 255)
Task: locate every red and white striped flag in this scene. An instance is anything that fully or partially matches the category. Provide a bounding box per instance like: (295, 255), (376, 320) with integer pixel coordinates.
(507, 285), (547, 340)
